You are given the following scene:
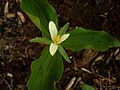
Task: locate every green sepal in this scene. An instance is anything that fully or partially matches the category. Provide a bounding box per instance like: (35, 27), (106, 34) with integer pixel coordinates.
(58, 23), (69, 35)
(30, 37), (52, 44)
(58, 45), (71, 63)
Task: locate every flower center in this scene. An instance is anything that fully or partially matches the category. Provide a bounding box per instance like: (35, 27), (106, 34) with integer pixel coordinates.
(53, 35), (60, 44)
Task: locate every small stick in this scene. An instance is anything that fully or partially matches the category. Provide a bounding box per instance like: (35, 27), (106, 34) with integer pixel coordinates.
(4, 2), (9, 16)
(4, 79), (12, 90)
(73, 77), (81, 88)
(81, 67), (114, 82)
(65, 77), (76, 90)
(81, 67), (92, 74)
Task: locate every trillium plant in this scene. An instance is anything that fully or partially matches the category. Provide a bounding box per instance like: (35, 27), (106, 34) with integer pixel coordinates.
(20, 0), (120, 90)
(31, 21), (71, 63)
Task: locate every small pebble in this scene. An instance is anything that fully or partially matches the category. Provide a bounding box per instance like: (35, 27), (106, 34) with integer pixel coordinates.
(70, 56), (72, 59)
(7, 73), (13, 78)
(17, 11), (26, 23)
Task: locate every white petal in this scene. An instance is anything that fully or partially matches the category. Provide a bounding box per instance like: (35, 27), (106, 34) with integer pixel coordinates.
(49, 21), (58, 40)
(49, 43), (58, 56)
(59, 33), (70, 44)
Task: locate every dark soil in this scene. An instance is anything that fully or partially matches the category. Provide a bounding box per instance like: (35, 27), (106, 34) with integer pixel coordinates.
(0, 0), (120, 90)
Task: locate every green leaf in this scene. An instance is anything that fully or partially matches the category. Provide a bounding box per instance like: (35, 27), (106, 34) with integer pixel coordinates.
(62, 27), (120, 51)
(82, 84), (95, 90)
(58, 23), (69, 35)
(27, 47), (64, 90)
(58, 45), (71, 63)
(20, 0), (58, 38)
(30, 37), (52, 44)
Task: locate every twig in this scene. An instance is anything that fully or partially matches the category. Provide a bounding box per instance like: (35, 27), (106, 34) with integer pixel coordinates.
(81, 67), (114, 83)
(4, 2), (9, 16)
(4, 79), (12, 90)
(73, 77), (81, 88)
(65, 77), (76, 90)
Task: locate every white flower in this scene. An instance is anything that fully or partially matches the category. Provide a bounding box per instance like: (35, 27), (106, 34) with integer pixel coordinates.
(49, 21), (70, 56)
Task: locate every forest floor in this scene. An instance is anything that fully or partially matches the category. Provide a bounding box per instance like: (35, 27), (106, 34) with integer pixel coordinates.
(0, 0), (120, 90)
